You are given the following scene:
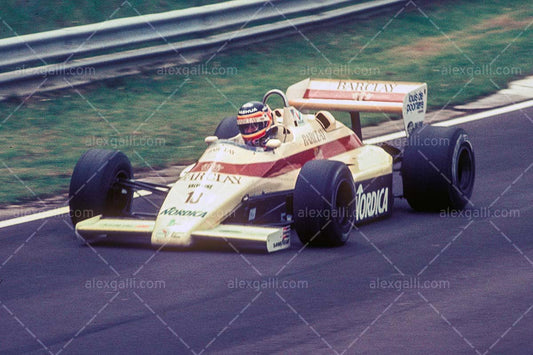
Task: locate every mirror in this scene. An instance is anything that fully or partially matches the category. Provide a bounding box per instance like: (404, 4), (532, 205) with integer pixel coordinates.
(204, 136), (218, 144)
(265, 139), (281, 150)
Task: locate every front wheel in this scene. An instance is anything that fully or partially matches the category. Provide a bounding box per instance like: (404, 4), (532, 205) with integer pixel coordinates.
(69, 149), (133, 226)
(293, 160), (355, 246)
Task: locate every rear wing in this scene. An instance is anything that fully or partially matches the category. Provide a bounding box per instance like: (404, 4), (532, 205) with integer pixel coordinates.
(286, 78), (427, 139)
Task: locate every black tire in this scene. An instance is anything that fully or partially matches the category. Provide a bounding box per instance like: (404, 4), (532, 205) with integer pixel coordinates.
(293, 160), (355, 246)
(214, 116), (239, 139)
(69, 149), (133, 226)
(401, 125), (475, 211)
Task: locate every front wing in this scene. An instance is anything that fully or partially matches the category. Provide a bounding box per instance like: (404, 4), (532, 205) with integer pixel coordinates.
(75, 215), (290, 252)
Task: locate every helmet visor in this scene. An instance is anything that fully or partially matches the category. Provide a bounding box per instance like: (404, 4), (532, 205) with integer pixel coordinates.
(237, 114), (269, 137)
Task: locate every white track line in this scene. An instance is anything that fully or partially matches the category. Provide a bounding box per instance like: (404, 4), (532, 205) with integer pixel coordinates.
(0, 206), (70, 229)
(1, 99), (533, 230)
(0, 189), (153, 230)
(364, 99), (533, 145)
(433, 99), (533, 127)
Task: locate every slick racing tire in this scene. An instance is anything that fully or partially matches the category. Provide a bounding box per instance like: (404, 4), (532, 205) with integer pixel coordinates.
(401, 125), (475, 211)
(69, 149), (133, 226)
(214, 116), (239, 139)
(293, 160), (356, 246)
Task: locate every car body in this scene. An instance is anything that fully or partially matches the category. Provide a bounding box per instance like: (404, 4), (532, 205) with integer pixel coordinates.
(70, 78), (475, 252)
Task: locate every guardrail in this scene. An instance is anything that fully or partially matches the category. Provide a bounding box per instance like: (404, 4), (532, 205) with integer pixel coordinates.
(0, 0), (406, 98)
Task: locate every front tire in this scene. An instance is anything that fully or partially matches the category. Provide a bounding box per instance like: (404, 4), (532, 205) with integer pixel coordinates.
(401, 126), (475, 211)
(293, 160), (355, 246)
(69, 149), (133, 226)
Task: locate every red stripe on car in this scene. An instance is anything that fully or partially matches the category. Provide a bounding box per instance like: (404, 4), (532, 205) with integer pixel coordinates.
(191, 135), (362, 178)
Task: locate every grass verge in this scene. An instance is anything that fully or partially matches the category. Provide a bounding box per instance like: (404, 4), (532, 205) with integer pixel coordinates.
(0, 0), (531, 204)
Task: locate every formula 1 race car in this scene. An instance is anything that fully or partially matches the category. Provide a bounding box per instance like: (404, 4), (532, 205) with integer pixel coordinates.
(69, 78), (475, 252)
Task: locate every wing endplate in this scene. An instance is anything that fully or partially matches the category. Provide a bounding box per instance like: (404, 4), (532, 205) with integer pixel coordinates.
(193, 224), (290, 252)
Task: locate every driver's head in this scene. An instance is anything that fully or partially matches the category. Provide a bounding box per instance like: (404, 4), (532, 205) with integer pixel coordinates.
(237, 101), (273, 146)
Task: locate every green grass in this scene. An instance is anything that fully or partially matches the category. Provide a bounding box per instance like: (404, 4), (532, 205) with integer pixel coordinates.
(0, 0), (225, 39)
(0, 0), (532, 204)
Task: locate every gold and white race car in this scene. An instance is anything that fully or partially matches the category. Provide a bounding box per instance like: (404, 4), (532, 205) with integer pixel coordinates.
(69, 78), (475, 252)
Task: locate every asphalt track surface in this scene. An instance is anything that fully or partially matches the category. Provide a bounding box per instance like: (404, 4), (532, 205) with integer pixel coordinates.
(0, 107), (532, 354)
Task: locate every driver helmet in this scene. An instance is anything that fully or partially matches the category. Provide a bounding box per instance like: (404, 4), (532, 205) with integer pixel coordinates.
(237, 101), (273, 146)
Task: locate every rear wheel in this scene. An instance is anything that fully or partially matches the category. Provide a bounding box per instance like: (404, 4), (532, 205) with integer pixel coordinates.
(401, 126), (475, 211)
(69, 149), (133, 226)
(293, 160), (355, 246)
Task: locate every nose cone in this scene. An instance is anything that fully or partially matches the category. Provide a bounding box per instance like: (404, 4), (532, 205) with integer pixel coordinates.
(151, 168), (255, 247)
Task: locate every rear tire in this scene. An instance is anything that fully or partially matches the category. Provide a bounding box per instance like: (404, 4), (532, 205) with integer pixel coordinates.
(293, 160), (355, 246)
(69, 149), (133, 226)
(214, 116), (239, 139)
(401, 126), (475, 211)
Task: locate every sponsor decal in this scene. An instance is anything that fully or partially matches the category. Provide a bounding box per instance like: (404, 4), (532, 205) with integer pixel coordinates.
(156, 227), (183, 240)
(183, 172), (242, 184)
(351, 92), (374, 101)
(355, 184), (389, 222)
(134, 224), (152, 229)
(237, 116), (264, 124)
(205, 146), (236, 156)
(337, 80), (397, 93)
(188, 183), (213, 190)
(100, 221), (129, 227)
(159, 207), (207, 218)
(217, 229), (241, 234)
(155, 228), (170, 240)
(273, 227), (290, 249)
(272, 240), (289, 249)
(407, 121), (423, 136)
(248, 208), (256, 221)
(185, 191), (204, 204)
(406, 91), (425, 113)
(290, 108), (304, 124)
(238, 102), (260, 115)
(201, 162), (223, 172)
(302, 129), (327, 146)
